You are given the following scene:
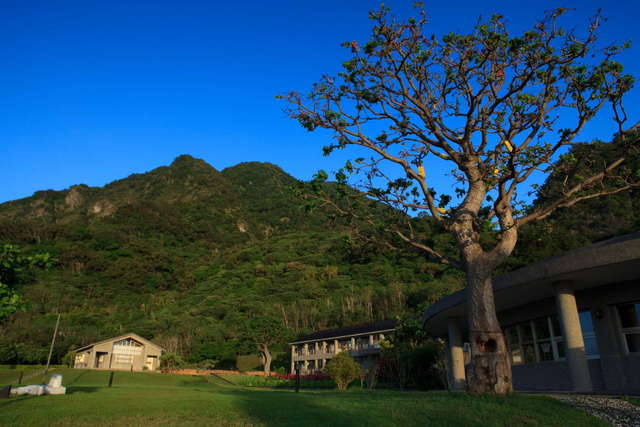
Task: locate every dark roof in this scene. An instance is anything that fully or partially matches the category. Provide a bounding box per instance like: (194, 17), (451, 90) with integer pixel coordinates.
(291, 319), (397, 344)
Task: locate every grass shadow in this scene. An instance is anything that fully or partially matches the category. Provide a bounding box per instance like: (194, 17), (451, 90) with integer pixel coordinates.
(213, 387), (385, 427)
(66, 386), (102, 394)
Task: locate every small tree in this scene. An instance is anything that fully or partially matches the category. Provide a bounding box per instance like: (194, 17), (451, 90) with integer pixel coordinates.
(160, 352), (184, 373)
(197, 359), (218, 371)
(326, 352), (361, 391)
(282, 6), (638, 394)
(246, 315), (291, 377)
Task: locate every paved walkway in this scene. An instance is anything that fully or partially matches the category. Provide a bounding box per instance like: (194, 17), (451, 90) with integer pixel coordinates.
(549, 394), (640, 427)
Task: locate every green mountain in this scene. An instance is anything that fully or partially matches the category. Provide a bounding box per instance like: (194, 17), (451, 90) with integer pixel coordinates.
(1, 138), (637, 368)
(0, 155), (461, 367)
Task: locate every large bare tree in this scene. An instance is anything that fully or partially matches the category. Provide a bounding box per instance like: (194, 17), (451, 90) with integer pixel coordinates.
(281, 6), (638, 393)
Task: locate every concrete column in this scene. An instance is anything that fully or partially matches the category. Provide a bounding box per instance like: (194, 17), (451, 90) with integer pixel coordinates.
(290, 345), (295, 374)
(334, 339), (340, 354)
(304, 343), (308, 356)
(350, 337), (356, 350)
(369, 334), (374, 345)
(555, 283), (593, 392)
(447, 317), (466, 391)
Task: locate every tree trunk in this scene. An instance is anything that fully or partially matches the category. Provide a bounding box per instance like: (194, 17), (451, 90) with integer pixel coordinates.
(465, 263), (512, 394)
(259, 344), (272, 377)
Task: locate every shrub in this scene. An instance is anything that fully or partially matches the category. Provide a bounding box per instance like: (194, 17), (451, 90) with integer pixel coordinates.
(197, 359), (218, 370)
(325, 352), (360, 391)
(236, 354), (261, 372)
(61, 350), (76, 368)
(160, 352), (184, 373)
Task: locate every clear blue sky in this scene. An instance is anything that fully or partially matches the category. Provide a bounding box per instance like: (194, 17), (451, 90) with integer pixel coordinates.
(2, 0), (639, 203)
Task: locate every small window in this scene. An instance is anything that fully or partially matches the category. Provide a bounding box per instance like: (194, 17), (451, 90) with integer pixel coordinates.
(115, 354), (133, 364)
(579, 311), (599, 357)
(618, 303), (640, 353)
(619, 303), (640, 328)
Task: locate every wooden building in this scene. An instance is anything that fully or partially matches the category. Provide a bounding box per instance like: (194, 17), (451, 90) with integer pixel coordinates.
(74, 333), (164, 372)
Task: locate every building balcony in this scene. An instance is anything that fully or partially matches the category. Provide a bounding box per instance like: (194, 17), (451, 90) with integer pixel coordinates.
(348, 343), (382, 357)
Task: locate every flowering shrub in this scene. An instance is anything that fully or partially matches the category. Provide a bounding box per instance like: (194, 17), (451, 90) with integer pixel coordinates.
(273, 373), (330, 381)
(219, 373), (333, 388)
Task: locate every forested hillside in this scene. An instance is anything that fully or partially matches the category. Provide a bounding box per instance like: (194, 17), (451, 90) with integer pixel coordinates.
(1, 136), (637, 367)
(0, 155), (462, 367)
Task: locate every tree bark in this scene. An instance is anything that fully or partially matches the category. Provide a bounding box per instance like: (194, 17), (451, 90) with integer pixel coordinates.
(465, 261), (512, 394)
(258, 344), (272, 377)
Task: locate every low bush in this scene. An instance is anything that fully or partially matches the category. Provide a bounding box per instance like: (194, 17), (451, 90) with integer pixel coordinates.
(325, 353), (360, 391)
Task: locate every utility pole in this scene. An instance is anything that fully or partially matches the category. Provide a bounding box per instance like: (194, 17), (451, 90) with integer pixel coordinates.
(44, 312), (61, 375)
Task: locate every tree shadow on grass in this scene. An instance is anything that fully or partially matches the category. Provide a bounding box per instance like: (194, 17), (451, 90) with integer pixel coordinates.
(65, 370), (89, 386)
(66, 386), (102, 394)
(215, 388), (386, 427)
(0, 395), (34, 409)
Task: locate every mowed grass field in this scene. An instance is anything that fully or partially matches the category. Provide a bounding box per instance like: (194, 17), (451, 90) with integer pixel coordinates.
(0, 368), (607, 427)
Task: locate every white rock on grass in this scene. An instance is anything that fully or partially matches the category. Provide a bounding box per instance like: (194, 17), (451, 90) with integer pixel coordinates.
(10, 373), (66, 396)
(11, 385), (46, 396)
(45, 374), (66, 395)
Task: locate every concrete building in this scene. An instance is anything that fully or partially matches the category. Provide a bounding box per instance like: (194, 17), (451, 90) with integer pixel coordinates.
(290, 319), (396, 374)
(423, 233), (640, 393)
(74, 333), (165, 372)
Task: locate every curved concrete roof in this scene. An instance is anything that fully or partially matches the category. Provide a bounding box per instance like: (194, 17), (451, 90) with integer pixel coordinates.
(422, 232), (640, 336)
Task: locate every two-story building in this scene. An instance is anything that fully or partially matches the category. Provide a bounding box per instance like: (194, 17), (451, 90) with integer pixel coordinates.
(289, 319), (396, 374)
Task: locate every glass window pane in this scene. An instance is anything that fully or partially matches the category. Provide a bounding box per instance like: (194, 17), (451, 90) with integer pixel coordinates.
(523, 343), (536, 363)
(626, 333), (640, 353)
(551, 316), (563, 338)
(556, 340), (566, 358)
(511, 346), (523, 365)
(618, 304), (640, 328)
(584, 336), (599, 356)
(506, 326), (519, 345)
(579, 311), (595, 334)
(538, 340), (554, 361)
(534, 318), (551, 339)
(520, 324), (534, 342)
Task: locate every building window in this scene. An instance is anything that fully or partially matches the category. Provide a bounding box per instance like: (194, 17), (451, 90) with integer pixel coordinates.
(339, 340), (351, 351)
(579, 311), (599, 357)
(618, 302), (640, 353)
(505, 316), (564, 365)
(114, 338), (142, 347)
(115, 354), (133, 364)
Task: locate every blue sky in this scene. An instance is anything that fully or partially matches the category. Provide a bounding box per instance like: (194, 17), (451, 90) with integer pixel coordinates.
(2, 0), (639, 203)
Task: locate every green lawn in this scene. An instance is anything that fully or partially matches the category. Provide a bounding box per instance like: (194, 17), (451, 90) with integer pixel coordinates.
(0, 368), (607, 427)
(0, 366), (50, 385)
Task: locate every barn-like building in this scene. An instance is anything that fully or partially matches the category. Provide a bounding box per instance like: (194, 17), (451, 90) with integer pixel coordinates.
(74, 333), (164, 371)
